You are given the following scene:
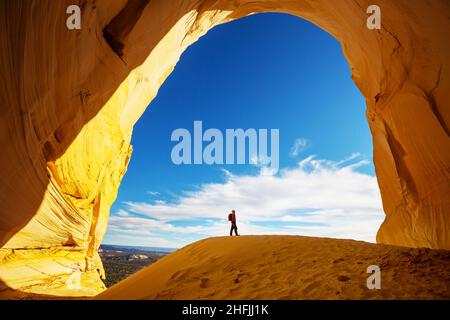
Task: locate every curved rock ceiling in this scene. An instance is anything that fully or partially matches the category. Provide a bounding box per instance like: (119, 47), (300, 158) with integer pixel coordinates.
(0, 0), (449, 296)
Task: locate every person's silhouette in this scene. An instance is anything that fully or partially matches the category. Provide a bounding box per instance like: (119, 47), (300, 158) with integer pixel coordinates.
(228, 210), (239, 236)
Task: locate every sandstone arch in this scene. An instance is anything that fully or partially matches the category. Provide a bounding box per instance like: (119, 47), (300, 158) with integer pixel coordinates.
(0, 0), (449, 296)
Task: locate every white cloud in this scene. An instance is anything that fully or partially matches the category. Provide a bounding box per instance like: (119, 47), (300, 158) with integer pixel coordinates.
(104, 232), (180, 248)
(290, 138), (309, 156)
(105, 154), (385, 247)
(115, 209), (129, 217)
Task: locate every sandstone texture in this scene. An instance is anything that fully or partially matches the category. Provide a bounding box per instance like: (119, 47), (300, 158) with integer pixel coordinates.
(0, 0), (449, 296)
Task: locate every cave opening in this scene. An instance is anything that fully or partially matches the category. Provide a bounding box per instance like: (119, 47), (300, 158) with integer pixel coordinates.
(99, 12), (383, 288)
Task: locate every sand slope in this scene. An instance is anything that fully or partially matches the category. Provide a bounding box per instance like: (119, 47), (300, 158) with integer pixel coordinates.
(98, 236), (450, 300)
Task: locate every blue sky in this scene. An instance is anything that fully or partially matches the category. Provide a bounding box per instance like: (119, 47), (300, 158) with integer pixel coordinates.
(102, 13), (384, 248)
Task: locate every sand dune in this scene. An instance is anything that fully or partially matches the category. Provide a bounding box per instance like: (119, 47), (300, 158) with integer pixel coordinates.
(97, 236), (450, 300)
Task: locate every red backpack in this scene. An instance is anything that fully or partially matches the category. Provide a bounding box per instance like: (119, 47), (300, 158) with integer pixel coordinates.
(228, 213), (233, 221)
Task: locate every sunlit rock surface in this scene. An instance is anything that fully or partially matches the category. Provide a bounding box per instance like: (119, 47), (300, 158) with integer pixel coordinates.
(0, 0), (449, 297)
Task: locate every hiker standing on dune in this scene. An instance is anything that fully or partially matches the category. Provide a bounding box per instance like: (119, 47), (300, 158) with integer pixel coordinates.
(228, 210), (239, 236)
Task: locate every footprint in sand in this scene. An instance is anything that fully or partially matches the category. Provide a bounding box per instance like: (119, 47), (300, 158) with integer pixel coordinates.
(332, 258), (344, 264)
(199, 278), (210, 288)
(223, 264), (236, 273)
(337, 275), (350, 282)
(301, 280), (321, 295)
(169, 268), (192, 282)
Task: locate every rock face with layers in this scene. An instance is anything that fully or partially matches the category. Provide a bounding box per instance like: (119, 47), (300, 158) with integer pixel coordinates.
(0, 0), (449, 296)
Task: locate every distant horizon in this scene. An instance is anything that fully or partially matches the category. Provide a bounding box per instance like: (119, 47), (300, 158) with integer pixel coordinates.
(100, 243), (178, 252)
